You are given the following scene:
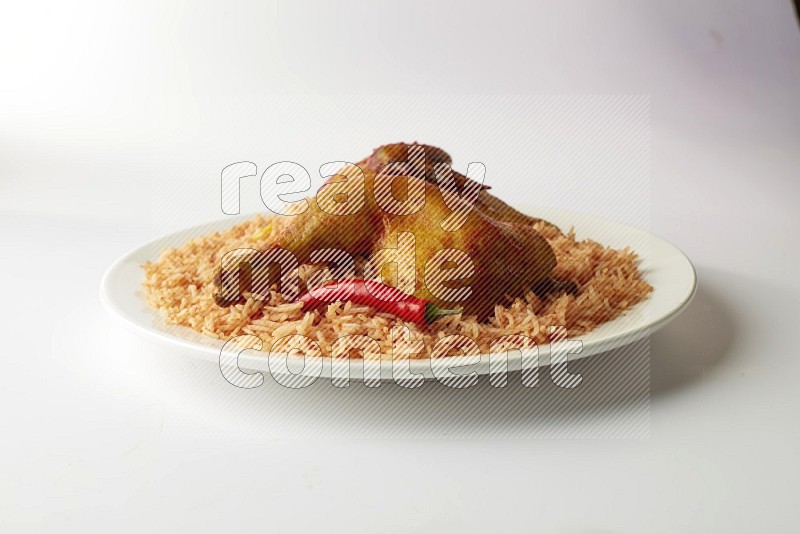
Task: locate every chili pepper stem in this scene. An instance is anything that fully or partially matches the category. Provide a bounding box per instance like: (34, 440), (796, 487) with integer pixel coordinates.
(424, 302), (461, 323)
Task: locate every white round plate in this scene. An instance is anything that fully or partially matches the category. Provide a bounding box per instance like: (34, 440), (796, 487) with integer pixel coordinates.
(101, 207), (695, 382)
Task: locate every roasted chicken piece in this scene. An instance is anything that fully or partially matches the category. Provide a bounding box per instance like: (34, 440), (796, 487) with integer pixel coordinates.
(215, 143), (565, 320)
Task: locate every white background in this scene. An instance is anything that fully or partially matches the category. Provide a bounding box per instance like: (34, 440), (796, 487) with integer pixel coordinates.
(2, 0), (800, 532)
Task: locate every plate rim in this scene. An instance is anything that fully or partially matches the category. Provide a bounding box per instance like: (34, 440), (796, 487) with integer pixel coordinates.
(100, 206), (697, 381)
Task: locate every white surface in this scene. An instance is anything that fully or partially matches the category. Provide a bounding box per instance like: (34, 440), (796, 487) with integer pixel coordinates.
(2, 0), (800, 532)
(100, 208), (696, 379)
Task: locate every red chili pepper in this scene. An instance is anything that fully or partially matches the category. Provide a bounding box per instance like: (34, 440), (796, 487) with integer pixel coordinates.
(298, 279), (461, 325)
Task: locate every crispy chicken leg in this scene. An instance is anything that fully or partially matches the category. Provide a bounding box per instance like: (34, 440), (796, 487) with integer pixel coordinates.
(215, 143), (561, 320)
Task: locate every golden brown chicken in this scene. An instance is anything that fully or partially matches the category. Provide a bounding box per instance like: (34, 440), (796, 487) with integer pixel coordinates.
(215, 143), (570, 321)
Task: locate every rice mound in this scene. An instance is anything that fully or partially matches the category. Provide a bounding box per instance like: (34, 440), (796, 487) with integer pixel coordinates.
(142, 215), (652, 358)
